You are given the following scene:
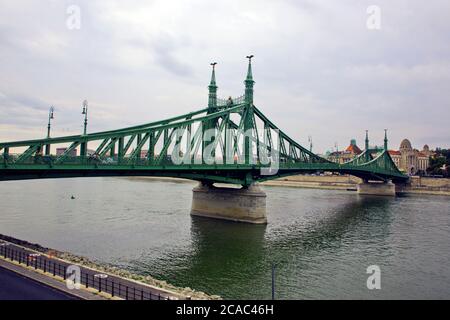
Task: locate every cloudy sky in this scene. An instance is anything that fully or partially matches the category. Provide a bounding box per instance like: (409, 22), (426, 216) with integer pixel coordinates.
(0, 0), (449, 153)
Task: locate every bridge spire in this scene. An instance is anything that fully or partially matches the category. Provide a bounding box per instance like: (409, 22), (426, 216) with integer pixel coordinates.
(208, 62), (218, 112)
(365, 130), (370, 162)
(384, 129), (388, 150)
(243, 55), (255, 165)
(244, 55), (255, 105)
(365, 130), (369, 151)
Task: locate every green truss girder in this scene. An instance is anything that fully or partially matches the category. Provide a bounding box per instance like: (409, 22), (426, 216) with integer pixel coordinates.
(0, 98), (408, 185)
(95, 138), (110, 155)
(54, 141), (81, 164)
(99, 138), (118, 157)
(128, 132), (150, 163)
(14, 145), (41, 164)
(123, 135), (136, 155)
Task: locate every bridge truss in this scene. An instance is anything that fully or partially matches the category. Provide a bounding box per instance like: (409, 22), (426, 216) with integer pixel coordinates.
(0, 60), (408, 185)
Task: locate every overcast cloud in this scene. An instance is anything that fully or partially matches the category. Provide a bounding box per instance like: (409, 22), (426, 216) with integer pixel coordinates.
(0, 0), (449, 152)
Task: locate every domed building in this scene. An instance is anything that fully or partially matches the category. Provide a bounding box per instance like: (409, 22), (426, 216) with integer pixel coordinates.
(421, 144), (434, 157)
(400, 139), (412, 151)
(327, 139), (363, 164)
(388, 139), (432, 175)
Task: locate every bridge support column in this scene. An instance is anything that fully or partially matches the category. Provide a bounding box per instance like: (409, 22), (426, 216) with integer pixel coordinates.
(191, 183), (267, 224)
(357, 181), (396, 196)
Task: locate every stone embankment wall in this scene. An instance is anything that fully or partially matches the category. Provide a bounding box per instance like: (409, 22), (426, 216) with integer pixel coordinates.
(262, 175), (450, 196)
(409, 176), (450, 188)
(403, 176), (450, 195)
(126, 176), (450, 196)
(262, 175), (362, 190)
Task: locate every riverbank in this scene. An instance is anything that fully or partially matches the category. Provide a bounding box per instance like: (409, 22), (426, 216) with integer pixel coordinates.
(0, 234), (220, 300)
(262, 175), (359, 191)
(262, 175), (450, 196)
(127, 176), (450, 196)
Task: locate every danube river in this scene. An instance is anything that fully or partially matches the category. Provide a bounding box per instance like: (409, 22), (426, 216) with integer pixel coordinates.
(0, 177), (449, 299)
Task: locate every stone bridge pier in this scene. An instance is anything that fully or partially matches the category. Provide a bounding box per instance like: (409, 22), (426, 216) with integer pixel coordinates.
(356, 180), (396, 196)
(191, 183), (267, 224)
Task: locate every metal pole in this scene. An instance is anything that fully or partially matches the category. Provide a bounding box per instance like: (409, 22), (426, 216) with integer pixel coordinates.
(271, 263), (276, 300)
(46, 106), (54, 155)
(82, 100), (88, 135)
(47, 118), (51, 138)
(47, 106), (54, 138)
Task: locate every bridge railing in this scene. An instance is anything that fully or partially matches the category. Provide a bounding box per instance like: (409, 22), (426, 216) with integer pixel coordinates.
(217, 95), (245, 108)
(1, 154), (330, 167)
(1, 154), (266, 167)
(0, 242), (171, 300)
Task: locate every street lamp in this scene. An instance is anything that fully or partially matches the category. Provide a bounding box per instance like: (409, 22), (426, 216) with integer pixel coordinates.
(82, 100), (88, 135)
(45, 106), (55, 155)
(47, 106), (55, 138)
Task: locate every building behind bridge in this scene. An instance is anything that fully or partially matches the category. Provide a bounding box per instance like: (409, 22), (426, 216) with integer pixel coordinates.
(327, 139), (363, 164)
(56, 147), (77, 157)
(327, 138), (434, 176)
(388, 139), (434, 176)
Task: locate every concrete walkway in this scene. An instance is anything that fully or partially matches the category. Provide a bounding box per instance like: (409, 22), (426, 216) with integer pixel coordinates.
(0, 239), (181, 300)
(0, 264), (77, 300)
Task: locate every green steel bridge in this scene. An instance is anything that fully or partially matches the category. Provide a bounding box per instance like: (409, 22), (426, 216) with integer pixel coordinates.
(0, 58), (408, 186)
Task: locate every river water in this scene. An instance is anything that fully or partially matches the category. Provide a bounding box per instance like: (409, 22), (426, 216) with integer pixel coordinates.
(0, 177), (449, 299)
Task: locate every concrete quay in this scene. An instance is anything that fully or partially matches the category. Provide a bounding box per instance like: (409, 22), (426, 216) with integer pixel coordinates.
(261, 175), (450, 196)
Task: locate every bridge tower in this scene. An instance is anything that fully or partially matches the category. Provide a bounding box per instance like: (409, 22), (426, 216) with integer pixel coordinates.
(244, 55), (255, 165)
(208, 62), (218, 112)
(203, 63), (219, 162)
(244, 55), (255, 105)
(384, 129), (388, 151)
(357, 129), (396, 196)
(365, 130), (370, 162)
(191, 57), (267, 224)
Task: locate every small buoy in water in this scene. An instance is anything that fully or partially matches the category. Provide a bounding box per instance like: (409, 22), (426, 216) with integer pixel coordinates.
(71, 195), (75, 199)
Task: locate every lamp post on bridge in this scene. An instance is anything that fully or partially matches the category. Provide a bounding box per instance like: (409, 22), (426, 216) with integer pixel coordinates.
(45, 106), (54, 155)
(384, 129), (390, 170)
(365, 130), (370, 162)
(81, 100), (89, 159)
(82, 100), (88, 136)
(47, 106), (54, 139)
